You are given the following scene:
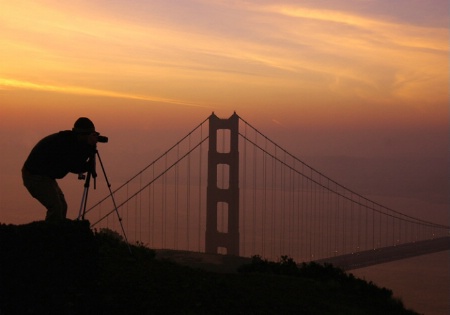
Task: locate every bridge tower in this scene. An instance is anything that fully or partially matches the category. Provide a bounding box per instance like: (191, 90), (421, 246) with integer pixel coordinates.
(205, 112), (240, 255)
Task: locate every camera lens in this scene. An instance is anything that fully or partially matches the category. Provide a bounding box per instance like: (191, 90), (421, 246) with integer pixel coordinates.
(97, 135), (108, 143)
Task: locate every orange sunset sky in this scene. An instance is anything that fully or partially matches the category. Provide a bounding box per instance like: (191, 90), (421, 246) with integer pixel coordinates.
(0, 0), (448, 224)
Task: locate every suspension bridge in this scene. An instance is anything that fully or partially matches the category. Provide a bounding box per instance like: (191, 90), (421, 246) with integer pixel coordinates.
(84, 112), (449, 269)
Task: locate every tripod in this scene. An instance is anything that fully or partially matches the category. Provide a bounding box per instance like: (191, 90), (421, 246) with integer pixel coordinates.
(77, 148), (132, 254)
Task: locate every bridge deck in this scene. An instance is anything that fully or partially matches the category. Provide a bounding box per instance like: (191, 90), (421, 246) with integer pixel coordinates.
(154, 237), (450, 273)
(314, 236), (450, 270)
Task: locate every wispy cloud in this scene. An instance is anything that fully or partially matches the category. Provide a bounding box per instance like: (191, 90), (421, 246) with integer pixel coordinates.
(262, 4), (448, 51)
(0, 78), (212, 108)
(0, 0), (447, 108)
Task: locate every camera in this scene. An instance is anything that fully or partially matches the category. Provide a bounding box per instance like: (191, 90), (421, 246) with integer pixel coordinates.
(97, 135), (108, 143)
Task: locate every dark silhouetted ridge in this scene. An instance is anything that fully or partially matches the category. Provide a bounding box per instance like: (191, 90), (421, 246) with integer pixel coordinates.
(0, 221), (419, 315)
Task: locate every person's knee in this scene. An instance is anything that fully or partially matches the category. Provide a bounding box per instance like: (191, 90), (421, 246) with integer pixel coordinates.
(60, 194), (68, 218)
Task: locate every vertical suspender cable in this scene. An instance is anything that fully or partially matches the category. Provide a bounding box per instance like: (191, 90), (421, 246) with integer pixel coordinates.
(162, 154), (167, 248)
(271, 147), (276, 258)
(304, 165), (308, 260)
(126, 183), (129, 239)
(186, 133), (191, 250)
(317, 176), (322, 259)
(308, 168), (312, 259)
(314, 172), (319, 259)
(242, 123), (247, 255)
(372, 201), (375, 249)
(198, 124), (203, 251)
(253, 129), (257, 255)
(327, 178), (332, 257)
(262, 138), (267, 257)
(139, 173), (142, 243)
(350, 193), (354, 252)
(358, 195), (361, 251)
(334, 188), (340, 255)
(175, 144), (179, 249)
(342, 192), (345, 255)
(281, 151), (285, 254)
(288, 160), (295, 257)
(134, 196), (138, 241)
(149, 166), (154, 247)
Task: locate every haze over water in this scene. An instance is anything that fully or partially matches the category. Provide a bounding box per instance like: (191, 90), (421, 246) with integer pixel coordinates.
(354, 251), (449, 315)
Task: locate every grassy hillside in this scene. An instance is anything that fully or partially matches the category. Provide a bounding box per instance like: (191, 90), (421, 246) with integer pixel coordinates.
(0, 220), (419, 315)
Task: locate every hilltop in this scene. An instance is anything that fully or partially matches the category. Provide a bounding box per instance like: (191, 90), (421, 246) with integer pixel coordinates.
(0, 220), (419, 315)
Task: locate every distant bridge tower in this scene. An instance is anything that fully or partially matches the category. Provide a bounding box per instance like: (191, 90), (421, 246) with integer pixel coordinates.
(205, 112), (240, 255)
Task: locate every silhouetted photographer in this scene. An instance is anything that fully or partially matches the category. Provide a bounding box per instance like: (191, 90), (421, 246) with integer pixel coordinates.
(22, 117), (107, 223)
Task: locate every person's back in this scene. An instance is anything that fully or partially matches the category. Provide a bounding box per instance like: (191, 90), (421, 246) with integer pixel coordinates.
(24, 131), (93, 179)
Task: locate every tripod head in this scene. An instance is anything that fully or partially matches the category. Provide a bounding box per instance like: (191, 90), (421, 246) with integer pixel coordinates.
(78, 147), (98, 183)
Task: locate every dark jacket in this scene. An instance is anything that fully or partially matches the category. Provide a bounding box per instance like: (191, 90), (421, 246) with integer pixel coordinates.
(23, 131), (95, 179)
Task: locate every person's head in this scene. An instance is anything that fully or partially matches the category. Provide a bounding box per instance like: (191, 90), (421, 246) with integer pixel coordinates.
(72, 117), (98, 146)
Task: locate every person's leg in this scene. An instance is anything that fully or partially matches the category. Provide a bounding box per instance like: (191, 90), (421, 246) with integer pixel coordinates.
(22, 172), (68, 222)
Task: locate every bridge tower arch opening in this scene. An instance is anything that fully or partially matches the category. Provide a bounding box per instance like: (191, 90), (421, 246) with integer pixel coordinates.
(205, 112), (240, 255)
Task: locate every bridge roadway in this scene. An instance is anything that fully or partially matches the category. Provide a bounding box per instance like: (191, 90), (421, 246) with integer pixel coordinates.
(314, 236), (450, 271)
(155, 237), (449, 273)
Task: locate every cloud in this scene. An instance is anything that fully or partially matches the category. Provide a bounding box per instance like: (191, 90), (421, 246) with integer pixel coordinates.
(0, 78), (212, 108)
(1, 0), (447, 109)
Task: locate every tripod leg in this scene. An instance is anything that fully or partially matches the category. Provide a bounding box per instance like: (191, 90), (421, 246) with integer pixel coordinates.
(77, 171), (92, 221)
(77, 186), (88, 220)
(96, 151), (132, 255)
